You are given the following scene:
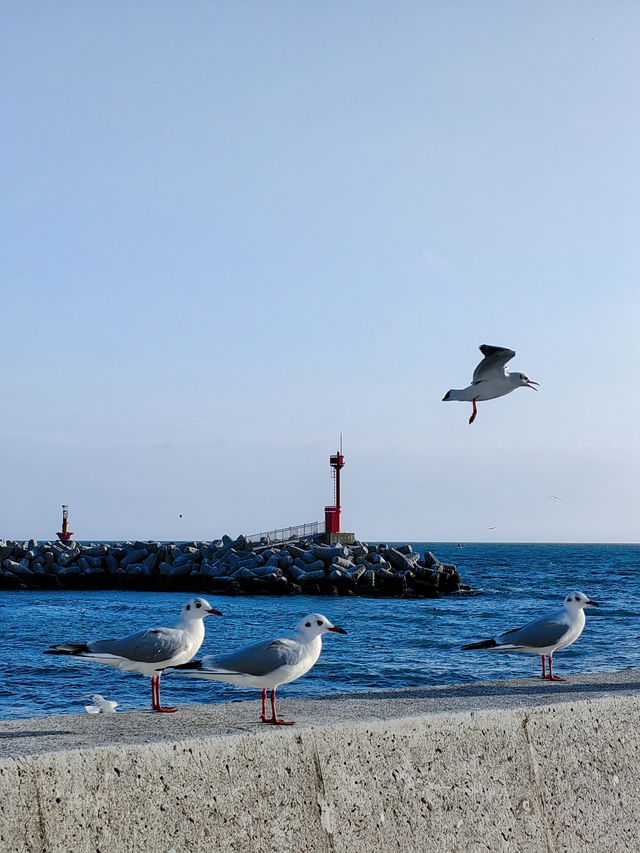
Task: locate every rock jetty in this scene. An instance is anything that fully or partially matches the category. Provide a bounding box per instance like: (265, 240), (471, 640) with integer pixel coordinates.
(0, 537), (468, 598)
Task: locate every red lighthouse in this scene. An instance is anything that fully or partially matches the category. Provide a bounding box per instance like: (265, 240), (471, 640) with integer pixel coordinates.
(57, 505), (74, 543)
(324, 438), (345, 535)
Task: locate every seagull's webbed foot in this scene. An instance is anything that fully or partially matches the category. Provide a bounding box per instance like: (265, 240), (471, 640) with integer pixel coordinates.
(150, 675), (177, 712)
(469, 399), (478, 425)
(264, 688), (295, 725)
(543, 657), (565, 682)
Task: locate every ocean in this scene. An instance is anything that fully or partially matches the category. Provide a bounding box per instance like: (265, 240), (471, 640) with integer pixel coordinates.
(0, 542), (637, 720)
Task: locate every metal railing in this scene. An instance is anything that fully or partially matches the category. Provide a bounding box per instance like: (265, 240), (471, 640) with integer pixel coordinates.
(246, 521), (324, 545)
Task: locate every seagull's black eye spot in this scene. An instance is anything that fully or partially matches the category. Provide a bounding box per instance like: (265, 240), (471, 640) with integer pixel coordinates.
(305, 622), (311, 628)
(195, 601), (202, 608)
(186, 604), (191, 611)
(317, 620), (323, 626)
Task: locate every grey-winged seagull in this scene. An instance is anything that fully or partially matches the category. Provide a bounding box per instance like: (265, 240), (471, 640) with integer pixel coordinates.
(171, 612), (347, 725)
(462, 591), (599, 680)
(443, 344), (539, 424)
(46, 597), (222, 712)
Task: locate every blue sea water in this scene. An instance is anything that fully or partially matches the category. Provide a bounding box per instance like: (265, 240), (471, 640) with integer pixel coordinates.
(0, 542), (638, 720)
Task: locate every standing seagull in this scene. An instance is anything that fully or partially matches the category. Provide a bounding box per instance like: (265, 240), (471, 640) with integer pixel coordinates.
(461, 592), (599, 681)
(46, 597), (222, 713)
(171, 613), (347, 725)
(443, 344), (539, 424)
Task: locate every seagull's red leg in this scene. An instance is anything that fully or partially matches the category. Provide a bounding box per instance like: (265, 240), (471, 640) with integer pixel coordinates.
(265, 688), (295, 726)
(469, 398), (478, 425)
(541, 656), (547, 679)
(152, 674), (159, 710)
(154, 674), (177, 713)
(546, 655), (566, 682)
(260, 688), (268, 722)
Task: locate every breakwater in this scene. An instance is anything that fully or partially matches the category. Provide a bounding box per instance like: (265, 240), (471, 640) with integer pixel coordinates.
(0, 536), (466, 597)
(1, 672), (638, 853)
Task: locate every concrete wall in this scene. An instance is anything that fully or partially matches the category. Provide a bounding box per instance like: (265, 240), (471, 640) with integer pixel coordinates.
(1, 695), (638, 853)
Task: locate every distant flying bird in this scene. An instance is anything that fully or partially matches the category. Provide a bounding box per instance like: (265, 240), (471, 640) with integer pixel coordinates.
(462, 591), (599, 681)
(46, 598), (222, 713)
(488, 526), (497, 530)
(171, 613), (347, 725)
(549, 496), (562, 501)
(179, 514), (183, 518)
(443, 345), (539, 424)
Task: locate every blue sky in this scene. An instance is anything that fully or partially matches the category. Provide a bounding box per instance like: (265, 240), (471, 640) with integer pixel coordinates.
(2, 2), (639, 541)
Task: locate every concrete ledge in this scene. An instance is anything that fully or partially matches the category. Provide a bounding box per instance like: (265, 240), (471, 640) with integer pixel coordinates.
(1, 671), (639, 852)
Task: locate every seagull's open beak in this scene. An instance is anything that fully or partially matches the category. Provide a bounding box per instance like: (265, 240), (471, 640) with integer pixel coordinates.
(586, 600), (599, 607)
(525, 379), (540, 390)
(328, 625), (347, 634)
(206, 608), (223, 616)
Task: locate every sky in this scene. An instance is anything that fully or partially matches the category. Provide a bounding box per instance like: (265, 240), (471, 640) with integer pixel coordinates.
(2, 2), (639, 542)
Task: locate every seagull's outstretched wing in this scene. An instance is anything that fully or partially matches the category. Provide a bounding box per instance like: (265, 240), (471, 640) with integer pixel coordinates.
(472, 345), (516, 382)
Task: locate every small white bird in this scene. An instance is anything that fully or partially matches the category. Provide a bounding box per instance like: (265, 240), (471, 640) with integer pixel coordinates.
(85, 694), (119, 714)
(46, 598), (222, 713)
(172, 613), (347, 725)
(443, 344), (539, 424)
(462, 591), (599, 680)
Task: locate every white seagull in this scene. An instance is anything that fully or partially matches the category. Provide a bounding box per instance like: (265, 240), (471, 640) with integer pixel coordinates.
(443, 344), (539, 424)
(85, 694), (118, 714)
(462, 591), (599, 681)
(46, 597), (222, 713)
(172, 613), (347, 725)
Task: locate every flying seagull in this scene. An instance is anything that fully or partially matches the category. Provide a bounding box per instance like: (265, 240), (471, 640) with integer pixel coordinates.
(46, 598), (222, 712)
(171, 613), (347, 725)
(443, 344), (539, 424)
(461, 591), (599, 680)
